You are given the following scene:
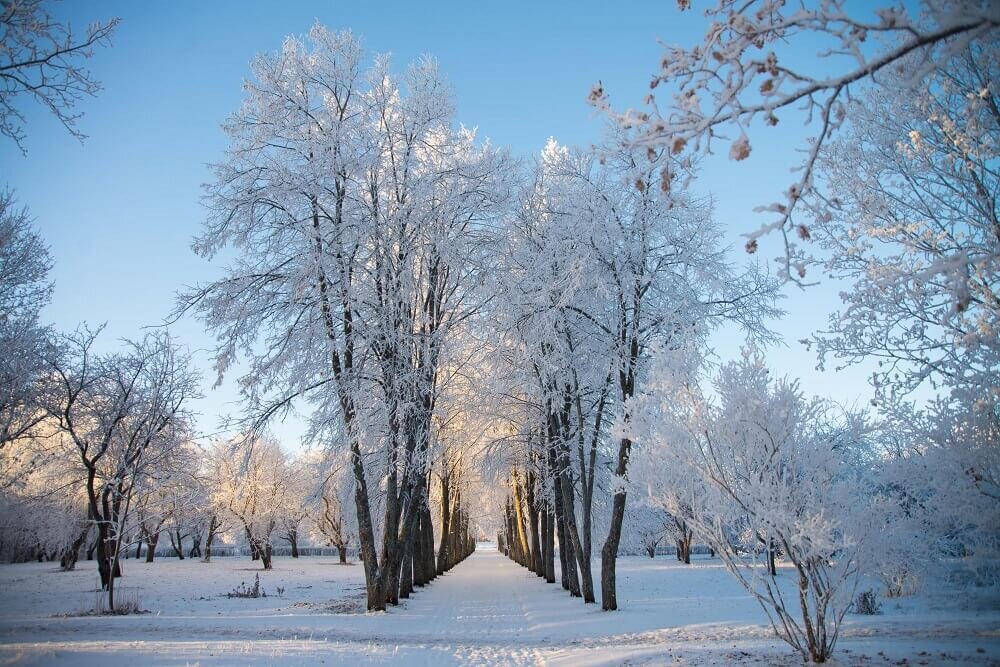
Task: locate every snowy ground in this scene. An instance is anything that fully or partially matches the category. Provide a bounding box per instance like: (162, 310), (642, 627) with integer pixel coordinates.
(0, 544), (997, 666)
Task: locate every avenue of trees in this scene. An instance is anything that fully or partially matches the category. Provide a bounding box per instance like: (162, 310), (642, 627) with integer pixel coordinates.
(1, 2), (996, 663)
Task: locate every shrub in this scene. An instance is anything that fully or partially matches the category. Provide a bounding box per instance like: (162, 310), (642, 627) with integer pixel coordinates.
(93, 587), (144, 615)
(852, 589), (881, 615)
(228, 574), (267, 598)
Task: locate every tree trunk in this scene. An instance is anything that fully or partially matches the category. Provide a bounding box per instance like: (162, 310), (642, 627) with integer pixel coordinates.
(107, 554), (116, 610)
(96, 527), (112, 588)
(203, 516), (219, 563)
(601, 488), (627, 611)
(169, 529), (184, 559)
(337, 544), (348, 564)
(260, 542), (273, 570)
(553, 475), (569, 590)
(526, 471), (542, 577)
(553, 473), (581, 597)
(556, 442), (594, 602)
(538, 499), (550, 579)
(145, 531), (159, 563)
(543, 507), (555, 584)
(60, 527), (89, 571)
(349, 438), (384, 611)
(600, 431), (632, 610)
(287, 528), (299, 558)
(511, 474), (531, 568)
(436, 473), (451, 575)
(413, 509), (426, 586)
(561, 511), (581, 598)
(391, 472), (427, 600)
(189, 533), (202, 559)
(422, 503), (436, 582)
(399, 525), (415, 599)
(247, 526), (260, 560)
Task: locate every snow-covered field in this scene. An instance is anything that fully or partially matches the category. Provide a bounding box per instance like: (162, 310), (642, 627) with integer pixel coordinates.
(0, 544), (997, 666)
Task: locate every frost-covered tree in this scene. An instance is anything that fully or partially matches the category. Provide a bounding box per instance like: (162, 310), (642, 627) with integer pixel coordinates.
(492, 139), (619, 602)
(625, 499), (670, 558)
(278, 454), (311, 558)
(198, 445), (230, 563)
(178, 25), (512, 609)
(0, 429), (88, 567)
(915, 398), (999, 584)
(503, 135), (781, 610)
(807, 44), (998, 406)
(0, 0), (119, 152)
(491, 133), (780, 608)
(633, 455), (703, 564)
(794, 42), (998, 594)
(311, 449), (355, 564)
(0, 191), (51, 450)
(212, 436), (290, 570)
(630, 348), (870, 663)
(160, 447), (206, 560)
(868, 395), (1000, 590)
(40, 328), (199, 610)
(591, 0), (999, 281)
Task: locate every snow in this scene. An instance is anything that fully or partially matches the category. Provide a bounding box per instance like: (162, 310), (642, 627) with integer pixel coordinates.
(0, 544), (997, 665)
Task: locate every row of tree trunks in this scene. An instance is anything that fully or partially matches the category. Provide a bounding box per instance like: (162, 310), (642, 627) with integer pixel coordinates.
(551, 397), (595, 603)
(502, 373), (604, 606)
(397, 470), (476, 601)
(437, 480), (475, 573)
(397, 474), (432, 601)
(501, 466), (560, 589)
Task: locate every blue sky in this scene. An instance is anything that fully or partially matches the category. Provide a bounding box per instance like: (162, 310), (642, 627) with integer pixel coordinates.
(2, 0), (881, 447)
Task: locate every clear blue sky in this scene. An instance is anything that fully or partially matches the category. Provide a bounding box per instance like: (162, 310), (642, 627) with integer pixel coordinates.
(2, 0), (883, 447)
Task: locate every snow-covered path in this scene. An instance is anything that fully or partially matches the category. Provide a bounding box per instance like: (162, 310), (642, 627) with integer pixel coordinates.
(0, 545), (606, 666)
(1, 545), (997, 665)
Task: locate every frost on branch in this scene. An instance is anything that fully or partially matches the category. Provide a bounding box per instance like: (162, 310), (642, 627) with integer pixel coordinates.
(807, 44), (998, 405)
(0, 191), (52, 450)
(593, 0), (1000, 283)
(0, 0), (119, 152)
